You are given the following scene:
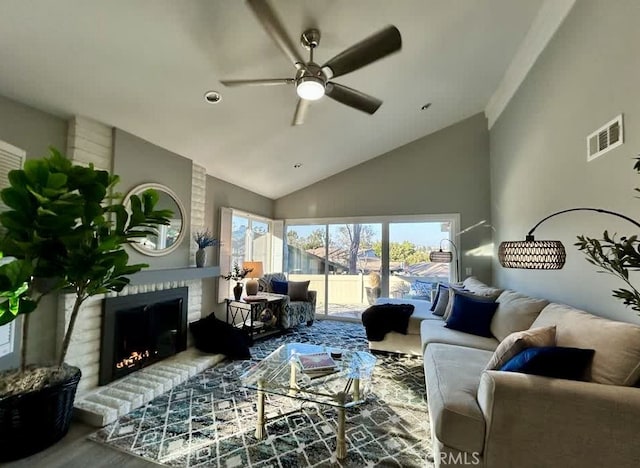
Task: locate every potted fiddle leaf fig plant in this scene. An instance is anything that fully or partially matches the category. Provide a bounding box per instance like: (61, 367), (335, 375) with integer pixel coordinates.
(0, 148), (172, 461)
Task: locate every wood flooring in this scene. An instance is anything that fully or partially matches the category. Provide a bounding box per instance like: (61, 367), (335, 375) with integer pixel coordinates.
(4, 422), (157, 468)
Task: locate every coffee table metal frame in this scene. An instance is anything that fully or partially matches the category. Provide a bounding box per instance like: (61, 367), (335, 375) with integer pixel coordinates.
(240, 342), (377, 460)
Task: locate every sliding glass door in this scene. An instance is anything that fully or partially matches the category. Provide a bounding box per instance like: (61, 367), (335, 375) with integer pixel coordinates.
(284, 215), (458, 321)
(387, 221), (453, 301)
(285, 224), (325, 314)
(326, 223), (382, 319)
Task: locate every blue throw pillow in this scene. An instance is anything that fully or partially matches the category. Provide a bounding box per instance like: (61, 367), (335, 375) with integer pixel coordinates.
(271, 280), (288, 295)
(500, 346), (595, 381)
(411, 280), (432, 298)
(445, 292), (498, 337)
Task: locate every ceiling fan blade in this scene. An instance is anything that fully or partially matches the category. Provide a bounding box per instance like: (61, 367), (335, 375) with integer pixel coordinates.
(291, 98), (310, 126)
(220, 78), (294, 87)
(325, 82), (382, 114)
(321, 25), (402, 79)
(246, 0), (305, 67)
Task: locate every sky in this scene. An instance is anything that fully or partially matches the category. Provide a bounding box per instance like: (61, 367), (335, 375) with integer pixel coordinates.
(287, 222), (450, 249)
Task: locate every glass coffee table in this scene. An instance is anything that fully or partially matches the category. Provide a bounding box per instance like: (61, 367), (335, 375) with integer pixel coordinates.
(240, 343), (377, 460)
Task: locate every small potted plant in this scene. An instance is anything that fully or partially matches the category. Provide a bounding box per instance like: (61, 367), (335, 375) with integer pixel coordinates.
(223, 262), (253, 300)
(193, 229), (217, 267)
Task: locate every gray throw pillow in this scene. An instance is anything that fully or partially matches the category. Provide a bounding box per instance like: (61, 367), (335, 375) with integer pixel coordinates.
(432, 285), (450, 316)
(485, 326), (556, 370)
(288, 280), (310, 301)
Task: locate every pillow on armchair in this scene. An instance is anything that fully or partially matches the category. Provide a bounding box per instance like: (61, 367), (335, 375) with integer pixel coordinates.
(288, 280), (310, 301)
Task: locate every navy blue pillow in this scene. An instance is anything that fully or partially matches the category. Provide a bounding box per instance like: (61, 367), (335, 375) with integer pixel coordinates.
(271, 280), (288, 295)
(445, 292), (498, 337)
(500, 346), (595, 381)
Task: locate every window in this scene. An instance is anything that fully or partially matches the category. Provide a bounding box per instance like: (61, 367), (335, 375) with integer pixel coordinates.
(218, 207), (283, 301)
(285, 214), (459, 320)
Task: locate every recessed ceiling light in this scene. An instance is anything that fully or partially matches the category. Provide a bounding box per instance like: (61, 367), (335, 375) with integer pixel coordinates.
(204, 91), (222, 104)
(421, 103), (432, 111)
(293, 163), (303, 168)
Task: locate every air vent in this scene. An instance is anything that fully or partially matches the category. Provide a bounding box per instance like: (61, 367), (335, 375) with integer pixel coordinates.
(587, 114), (624, 161)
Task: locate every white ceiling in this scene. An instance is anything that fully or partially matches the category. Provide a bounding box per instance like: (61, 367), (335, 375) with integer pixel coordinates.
(0, 0), (543, 199)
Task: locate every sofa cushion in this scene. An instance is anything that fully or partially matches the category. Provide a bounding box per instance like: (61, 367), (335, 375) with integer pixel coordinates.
(531, 303), (640, 386)
(424, 343), (494, 453)
(500, 346), (595, 381)
(486, 326), (556, 370)
(491, 290), (550, 341)
(421, 319), (499, 353)
(446, 293), (498, 337)
(288, 280), (310, 301)
(462, 277), (503, 299)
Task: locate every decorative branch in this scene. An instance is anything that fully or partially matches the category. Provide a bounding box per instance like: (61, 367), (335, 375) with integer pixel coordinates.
(574, 157), (640, 315)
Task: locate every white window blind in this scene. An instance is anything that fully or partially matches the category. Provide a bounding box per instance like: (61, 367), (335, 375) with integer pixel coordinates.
(271, 220), (284, 273)
(0, 140), (25, 359)
(217, 207), (233, 303)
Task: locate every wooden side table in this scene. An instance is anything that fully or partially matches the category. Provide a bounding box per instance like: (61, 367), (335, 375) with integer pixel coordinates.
(225, 294), (286, 342)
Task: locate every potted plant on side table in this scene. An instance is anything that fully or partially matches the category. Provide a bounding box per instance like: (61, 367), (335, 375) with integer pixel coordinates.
(223, 262), (253, 300)
(0, 148), (172, 461)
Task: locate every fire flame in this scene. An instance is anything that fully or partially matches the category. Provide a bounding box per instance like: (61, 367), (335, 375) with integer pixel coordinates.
(116, 350), (151, 369)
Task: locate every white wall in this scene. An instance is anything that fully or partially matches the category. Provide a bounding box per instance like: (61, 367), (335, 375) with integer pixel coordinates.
(490, 0), (640, 323)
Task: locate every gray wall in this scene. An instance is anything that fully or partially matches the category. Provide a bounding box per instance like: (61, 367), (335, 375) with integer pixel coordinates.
(274, 112), (493, 284)
(0, 94), (67, 370)
(202, 175), (274, 317)
(113, 129), (193, 269)
(490, 0), (640, 323)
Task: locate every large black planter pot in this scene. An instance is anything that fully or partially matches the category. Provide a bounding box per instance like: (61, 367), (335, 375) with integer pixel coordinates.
(0, 366), (81, 462)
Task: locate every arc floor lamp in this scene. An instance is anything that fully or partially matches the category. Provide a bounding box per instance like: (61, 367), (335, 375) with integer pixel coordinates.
(429, 239), (460, 282)
(498, 207), (640, 269)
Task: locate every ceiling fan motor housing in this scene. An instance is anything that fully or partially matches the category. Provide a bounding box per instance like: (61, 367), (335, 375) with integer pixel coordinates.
(301, 28), (321, 50)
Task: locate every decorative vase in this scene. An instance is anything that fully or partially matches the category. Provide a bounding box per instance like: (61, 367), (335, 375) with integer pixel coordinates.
(195, 248), (206, 268)
(233, 282), (243, 300)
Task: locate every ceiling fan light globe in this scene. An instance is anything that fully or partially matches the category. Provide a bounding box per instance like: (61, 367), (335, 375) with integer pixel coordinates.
(296, 77), (325, 100)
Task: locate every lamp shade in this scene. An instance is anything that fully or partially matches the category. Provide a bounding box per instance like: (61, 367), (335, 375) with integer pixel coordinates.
(242, 261), (264, 279)
(498, 240), (566, 269)
(429, 250), (453, 263)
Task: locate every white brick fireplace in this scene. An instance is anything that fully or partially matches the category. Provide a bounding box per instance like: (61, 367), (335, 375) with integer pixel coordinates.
(56, 117), (221, 426)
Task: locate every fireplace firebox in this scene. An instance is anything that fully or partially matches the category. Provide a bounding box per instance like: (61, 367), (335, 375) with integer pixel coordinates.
(99, 287), (188, 385)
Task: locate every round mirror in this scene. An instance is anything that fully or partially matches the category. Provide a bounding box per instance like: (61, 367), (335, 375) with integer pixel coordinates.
(123, 183), (186, 256)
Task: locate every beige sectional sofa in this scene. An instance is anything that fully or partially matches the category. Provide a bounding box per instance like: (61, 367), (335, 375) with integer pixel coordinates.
(372, 278), (640, 468)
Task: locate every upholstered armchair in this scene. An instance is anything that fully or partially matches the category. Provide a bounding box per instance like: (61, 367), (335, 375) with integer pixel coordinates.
(258, 273), (317, 329)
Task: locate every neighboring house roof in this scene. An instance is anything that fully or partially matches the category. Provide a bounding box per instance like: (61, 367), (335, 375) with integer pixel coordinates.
(404, 262), (450, 277)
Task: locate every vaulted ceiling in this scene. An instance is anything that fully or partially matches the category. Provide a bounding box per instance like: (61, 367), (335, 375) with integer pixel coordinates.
(0, 0), (544, 198)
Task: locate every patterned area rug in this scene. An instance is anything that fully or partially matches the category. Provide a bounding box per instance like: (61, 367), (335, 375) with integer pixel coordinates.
(90, 320), (434, 467)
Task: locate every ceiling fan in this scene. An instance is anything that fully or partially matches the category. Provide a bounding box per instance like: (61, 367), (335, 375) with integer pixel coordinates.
(220, 0), (402, 126)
